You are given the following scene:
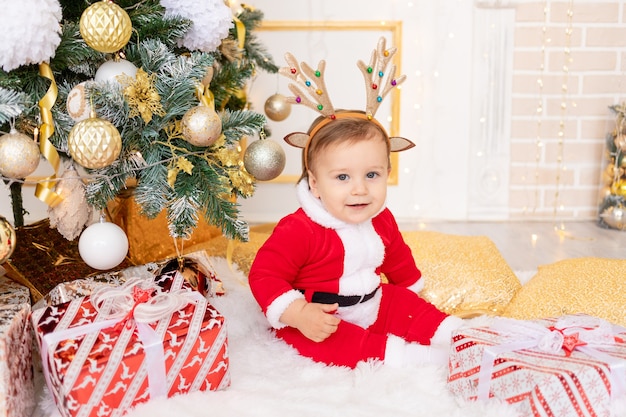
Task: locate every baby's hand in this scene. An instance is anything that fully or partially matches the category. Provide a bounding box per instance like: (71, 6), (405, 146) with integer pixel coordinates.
(280, 299), (340, 342)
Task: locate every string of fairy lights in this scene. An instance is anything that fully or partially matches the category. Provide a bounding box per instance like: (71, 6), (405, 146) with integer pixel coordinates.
(554, 0), (574, 222)
(532, 0), (574, 226)
(532, 1), (549, 216)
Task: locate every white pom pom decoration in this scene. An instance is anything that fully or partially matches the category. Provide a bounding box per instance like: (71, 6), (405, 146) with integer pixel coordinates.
(79, 221), (129, 270)
(160, 0), (233, 53)
(0, 0), (62, 71)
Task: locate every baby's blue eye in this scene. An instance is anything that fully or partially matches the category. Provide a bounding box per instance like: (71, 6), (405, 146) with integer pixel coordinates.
(337, 174), (348, 181)
(367, 172), (378, 179)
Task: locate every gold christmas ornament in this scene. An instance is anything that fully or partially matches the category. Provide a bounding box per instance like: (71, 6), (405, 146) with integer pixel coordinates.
(602, 164), (616, 186)
(66, 82), (92, 122)
(264, 93), (291, 122)
(0, 129), (40, 179)
(181, 105), (222, 147)
(611, 179), (626, 197)
(0, 215), (16, 264)
(243, 138), (286, 181)
(79, 0), (132, 53)
(68, 112), (122, 169)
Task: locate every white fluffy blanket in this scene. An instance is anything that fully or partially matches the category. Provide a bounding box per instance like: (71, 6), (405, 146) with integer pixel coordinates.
(33, 259), (624, 417)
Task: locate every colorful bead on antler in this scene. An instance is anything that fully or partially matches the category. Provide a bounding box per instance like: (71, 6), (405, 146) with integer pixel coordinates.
(357, 37), (407, 120)
(279, 53), (336, 118)
(279, 36), (414, 153)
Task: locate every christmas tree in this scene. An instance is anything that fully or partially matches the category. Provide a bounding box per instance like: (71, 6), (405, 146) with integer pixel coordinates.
(598, 103), (626, 230)
(0, 0), (278, 245)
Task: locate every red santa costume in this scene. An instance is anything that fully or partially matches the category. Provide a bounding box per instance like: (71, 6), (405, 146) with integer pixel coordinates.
(249, 180), (462, 368)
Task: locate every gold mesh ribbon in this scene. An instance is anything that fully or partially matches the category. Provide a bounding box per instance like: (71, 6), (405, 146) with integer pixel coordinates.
(35, 63), (63, 207)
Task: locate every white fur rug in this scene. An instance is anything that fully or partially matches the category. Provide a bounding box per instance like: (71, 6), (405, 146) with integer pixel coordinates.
(32, 260), (624, 417)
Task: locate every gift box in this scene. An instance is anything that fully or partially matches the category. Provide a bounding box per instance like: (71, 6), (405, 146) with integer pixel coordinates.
(0, 275), (35, 417)
(447, 315), (626, 417)
(32, 272), (230, 417)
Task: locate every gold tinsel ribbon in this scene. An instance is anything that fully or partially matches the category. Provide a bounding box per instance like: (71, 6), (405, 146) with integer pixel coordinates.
(35, 63), (63, 207)
(233, 16), (246, 49)
(196, 84), (216, 109)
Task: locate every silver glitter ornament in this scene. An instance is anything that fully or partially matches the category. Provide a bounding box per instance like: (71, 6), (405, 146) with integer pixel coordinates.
(600, 205), (626, 230)
(244, 139), (286, 181)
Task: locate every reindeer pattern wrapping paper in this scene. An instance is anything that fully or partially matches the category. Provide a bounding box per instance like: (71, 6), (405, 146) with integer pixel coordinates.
(31, 271), (229, 417)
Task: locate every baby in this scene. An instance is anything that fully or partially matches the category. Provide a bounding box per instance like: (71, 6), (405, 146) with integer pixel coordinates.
(248, 110), (463, 368)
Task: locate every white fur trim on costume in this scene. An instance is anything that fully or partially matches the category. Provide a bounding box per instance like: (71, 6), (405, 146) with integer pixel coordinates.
(336, 287), (382, 329)
(430, 315), (464, 346)
(265, 289), (305, 330)
(297, 179), (345, 230)
(335, 224), (383, 294)
(384, 335), (449, 368)
(383, 335), (407, 368)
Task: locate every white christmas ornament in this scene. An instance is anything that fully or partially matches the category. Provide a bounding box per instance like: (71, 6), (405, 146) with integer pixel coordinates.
(79, 221), (129, 270)
(160, 0), (233, 53)
(0, 0), (62, 71)
(95, 59), (138, 84)
(66, 81), (93, 122)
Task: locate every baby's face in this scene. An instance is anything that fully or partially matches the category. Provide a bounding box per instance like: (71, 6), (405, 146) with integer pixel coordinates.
(308, 136), (390, 224)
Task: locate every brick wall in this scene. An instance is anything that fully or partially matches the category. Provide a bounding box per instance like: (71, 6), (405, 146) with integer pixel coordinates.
(509, 1), (624, 220)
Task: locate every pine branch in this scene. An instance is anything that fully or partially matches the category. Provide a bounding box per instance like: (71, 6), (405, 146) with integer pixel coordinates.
(52, 22), (104, 77)
(221, 110), (267, 143)
(0, 88), (29, 125)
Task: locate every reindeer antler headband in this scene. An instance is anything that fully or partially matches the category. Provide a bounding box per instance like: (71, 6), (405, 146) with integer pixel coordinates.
(278, 36), (415, 166)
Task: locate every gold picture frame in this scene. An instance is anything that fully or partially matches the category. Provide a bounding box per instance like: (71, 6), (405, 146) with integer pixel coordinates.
(253, 20), (404, 184)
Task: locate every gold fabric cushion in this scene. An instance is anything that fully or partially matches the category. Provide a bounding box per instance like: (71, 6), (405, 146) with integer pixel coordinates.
(402, 231), (521, 317)
(503, 258), (626, 327)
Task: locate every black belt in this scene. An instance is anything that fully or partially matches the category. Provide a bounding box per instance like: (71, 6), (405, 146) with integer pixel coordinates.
(299, 287), (379, 307)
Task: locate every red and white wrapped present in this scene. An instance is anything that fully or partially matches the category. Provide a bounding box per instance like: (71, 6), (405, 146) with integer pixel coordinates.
(0, 275), (35, 417)
(447, 315), (626, 417)
(31, 272), (229, 417)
